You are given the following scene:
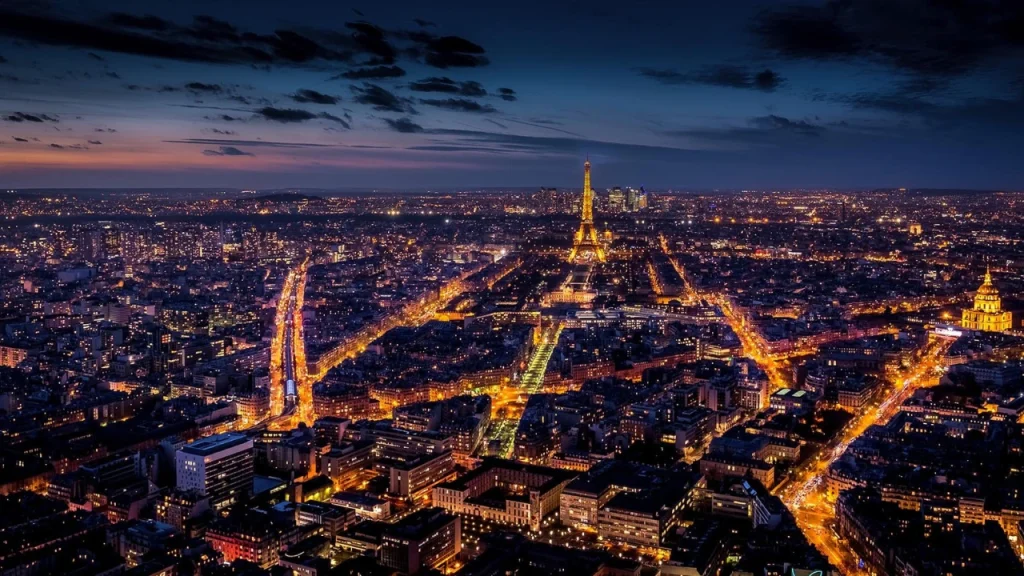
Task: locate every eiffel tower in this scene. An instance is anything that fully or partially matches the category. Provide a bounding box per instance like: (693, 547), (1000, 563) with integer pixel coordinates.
(568, 158), (605, 262)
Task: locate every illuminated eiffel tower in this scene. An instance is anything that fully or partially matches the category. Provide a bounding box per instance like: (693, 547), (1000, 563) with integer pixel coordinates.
(568, 158), (605, 262)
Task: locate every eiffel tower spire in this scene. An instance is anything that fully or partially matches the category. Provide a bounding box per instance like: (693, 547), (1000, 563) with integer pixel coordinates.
(569, 157), (605, 262)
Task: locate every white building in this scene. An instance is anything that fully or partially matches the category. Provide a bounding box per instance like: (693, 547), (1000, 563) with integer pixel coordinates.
(176, 432), (254, 510)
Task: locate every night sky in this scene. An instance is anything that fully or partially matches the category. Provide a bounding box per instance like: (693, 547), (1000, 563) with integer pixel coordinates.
(2, 0), (1024, 190)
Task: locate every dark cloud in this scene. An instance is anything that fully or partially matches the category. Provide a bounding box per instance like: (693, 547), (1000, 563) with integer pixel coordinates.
(255, 107), (350, 126)
(755, 1), (1024, 78)
(0, 8), (498, 106)
(189, 16), (240, 43)
(12, 137), (28, 142)
(408, 76), (486, 97)
(344, 21), (398, 65)
(202, 145), (253, 156)
(338, 65), (406, 79)
(87, 140), (102, 144)
(257, 107), (318, 122)
(350, 83), (416, 113)
(753, 70), (783, 91)
(638, 65), (784, 91)
(661, 115), (828, 149)
(423, 36), (487, 68)
(203, 114), (243, 122)
(419, 98), (496, 113)
(824, 87), (1024, 134)
(384, 117), (424, 133)
(4, 112), (59, 123)
(107, 13), (170, 32)
(502, 118), (581, 136)
(0, 8), (354, 68)
(402, 32), (489, 68)
(317, 112), (351, 128)
(106, 71), (121, 79)
(498, 87), (517, 101)
(750, 115), (822, 135)
(484, 119), (508, 130)
(95, 128), (117, 133)
(226, 94), (269, 106)
(414, 19), (437, 28)
(0, 54), (6, 64)
(165, 138), (334, 148)
(423, 128), (711, 161)
(829, 91), (933, 115)
(290, 89), (340, 105)
(48, 143), (89, 150)
(819, 74), (971, 118)
(205, 128), (236, 135)
(185, 82), (222, 93)
(407, 145), (512, 154)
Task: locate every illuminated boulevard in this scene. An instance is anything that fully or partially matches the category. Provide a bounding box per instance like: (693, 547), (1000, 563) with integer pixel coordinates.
(485, 322), (563, 458)
(776, 337), (954, 575)
(266, 260), (307, 429)
(660, 233), (791, 391)
(662, 239), (958, 575)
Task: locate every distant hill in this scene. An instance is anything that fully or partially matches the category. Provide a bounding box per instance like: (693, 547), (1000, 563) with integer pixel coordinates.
(247, 193), (324, 202)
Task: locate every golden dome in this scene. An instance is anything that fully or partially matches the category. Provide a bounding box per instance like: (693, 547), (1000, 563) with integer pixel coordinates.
(977, 268), (999, 296)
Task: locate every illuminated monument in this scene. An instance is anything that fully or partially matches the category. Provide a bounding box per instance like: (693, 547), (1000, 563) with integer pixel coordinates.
(961, 267), (1012, 332)
(568, 158), (605, 263)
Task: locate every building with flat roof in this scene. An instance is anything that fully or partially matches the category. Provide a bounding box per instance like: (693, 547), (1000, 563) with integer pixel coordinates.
(385, 450), (455, 497)
(175, 432), (254, 510)
(433, 458), (577, 531)
(330, 491), (391, 520)
(380, 508), (461, 575)
(769, 388), (816, 415)
(560, 460), (671, 530)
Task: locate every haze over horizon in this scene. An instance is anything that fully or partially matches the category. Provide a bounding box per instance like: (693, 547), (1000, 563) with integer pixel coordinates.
(2, 1), (1024, 189)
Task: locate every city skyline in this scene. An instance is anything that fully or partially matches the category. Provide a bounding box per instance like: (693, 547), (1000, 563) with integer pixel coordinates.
(0, 163), (1023, 575)
(2, 4), (1024, 576)
(3, 1), (1024, 189)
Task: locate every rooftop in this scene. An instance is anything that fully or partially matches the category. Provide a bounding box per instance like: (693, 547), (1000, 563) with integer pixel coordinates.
(179, 432), (252, 456)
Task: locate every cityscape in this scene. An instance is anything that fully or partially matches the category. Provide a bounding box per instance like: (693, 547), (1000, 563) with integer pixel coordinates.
(3, 2), (1024, 576)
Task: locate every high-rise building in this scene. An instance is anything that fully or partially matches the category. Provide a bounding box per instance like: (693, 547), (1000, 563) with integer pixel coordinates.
(608, 187), (625, 213)
(79, 228), (105, 262)
(176, 432), (254, 510)
(626, 187), (638, 212)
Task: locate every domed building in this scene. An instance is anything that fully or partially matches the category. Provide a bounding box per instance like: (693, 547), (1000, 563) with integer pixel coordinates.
(961, 268), (1012, 332)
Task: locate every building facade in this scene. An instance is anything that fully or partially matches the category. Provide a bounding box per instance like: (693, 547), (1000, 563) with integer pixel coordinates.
(175, 432), (254, 510)
(962, 269), (1012, 332)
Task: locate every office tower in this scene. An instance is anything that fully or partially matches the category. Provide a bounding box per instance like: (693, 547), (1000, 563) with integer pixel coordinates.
(626, 187), (638, 212)
(609, 187), (624, 213)
(176, 432), (254, 510)
(79, 228), (106, 262)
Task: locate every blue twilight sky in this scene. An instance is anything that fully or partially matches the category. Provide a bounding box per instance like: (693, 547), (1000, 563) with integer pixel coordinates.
(1, 0), (1024, 190)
